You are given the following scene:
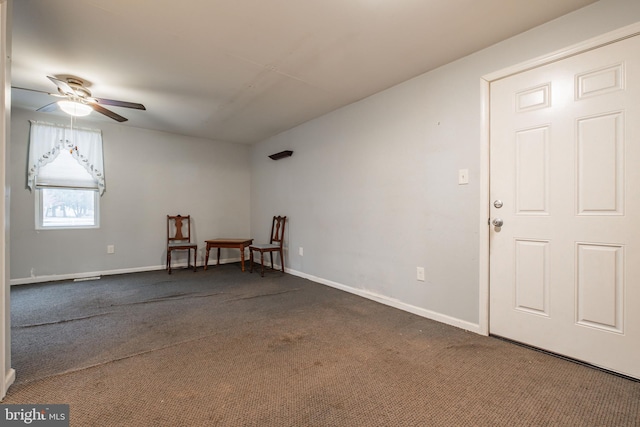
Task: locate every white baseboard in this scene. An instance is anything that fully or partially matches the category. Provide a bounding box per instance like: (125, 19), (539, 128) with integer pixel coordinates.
(9, 257), (243, 286)
(2, 368), (15, 400)
(286, 267), (483, 335)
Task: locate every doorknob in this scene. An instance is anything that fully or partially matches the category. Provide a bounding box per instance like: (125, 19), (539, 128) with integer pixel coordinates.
(492, 218), (504, 227)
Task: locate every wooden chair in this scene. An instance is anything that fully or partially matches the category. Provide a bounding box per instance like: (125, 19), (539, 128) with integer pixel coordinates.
(249, 216), (287, 277)
(167, 214), (197, 274)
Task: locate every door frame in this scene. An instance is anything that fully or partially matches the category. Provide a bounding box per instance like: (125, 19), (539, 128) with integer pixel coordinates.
(0, 0), (13, 400)
(478, 21), (640, 336)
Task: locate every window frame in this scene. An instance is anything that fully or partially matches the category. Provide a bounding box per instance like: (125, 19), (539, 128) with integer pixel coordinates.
(35, 187), (100, 230)
(28, 121), (105, 230)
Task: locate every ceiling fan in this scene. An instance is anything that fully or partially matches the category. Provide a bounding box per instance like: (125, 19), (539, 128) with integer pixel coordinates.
(14, 76), (146, 122)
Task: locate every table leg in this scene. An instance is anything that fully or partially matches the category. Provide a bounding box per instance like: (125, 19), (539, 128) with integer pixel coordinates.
(204, 244), (210, 271)
(240, 245), (246, 271)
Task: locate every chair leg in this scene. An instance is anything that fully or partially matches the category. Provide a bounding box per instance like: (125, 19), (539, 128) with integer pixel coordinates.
(167, 250), (172, 274)
(193, 248), (197, 272)
(270, 252), (274, 270)
(260, 251), (265, 277)
(279, 249), (284, 273)
(249, 249), (254, 273)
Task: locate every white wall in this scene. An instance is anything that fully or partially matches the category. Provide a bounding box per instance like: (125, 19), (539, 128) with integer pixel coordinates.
(250, 0), (640, 329)
(10, 108), (251, 282)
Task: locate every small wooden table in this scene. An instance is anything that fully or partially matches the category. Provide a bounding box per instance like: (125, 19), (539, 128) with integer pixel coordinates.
(204, 238), (253, 271)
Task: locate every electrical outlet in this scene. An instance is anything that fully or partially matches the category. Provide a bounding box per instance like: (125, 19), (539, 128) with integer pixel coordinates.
(299, 247), (304, 256)
(417, 267), (425, 281)
(107, 245), (115, 254)
(458, 169), (469, 185)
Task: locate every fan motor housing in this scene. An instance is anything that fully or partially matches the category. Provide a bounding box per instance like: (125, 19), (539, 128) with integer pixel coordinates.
(62, 78), (92, 99)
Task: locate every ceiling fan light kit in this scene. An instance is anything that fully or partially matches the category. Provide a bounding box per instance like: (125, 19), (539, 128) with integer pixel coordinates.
(58, 100), (92, 117)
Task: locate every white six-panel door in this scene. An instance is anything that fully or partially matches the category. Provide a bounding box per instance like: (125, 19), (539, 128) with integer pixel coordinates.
(489, 35), (640, 378)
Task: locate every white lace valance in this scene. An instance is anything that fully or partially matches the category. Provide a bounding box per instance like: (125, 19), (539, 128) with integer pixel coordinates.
(27, 120), (106, 195)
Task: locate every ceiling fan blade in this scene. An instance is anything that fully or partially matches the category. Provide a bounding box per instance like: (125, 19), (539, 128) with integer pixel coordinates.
(94, 97), (146, 110)
(36, 102), (59, 113)
(12, 86), (64, 97)
(47, 76), (75, 95)
(91, 103), (128, 122)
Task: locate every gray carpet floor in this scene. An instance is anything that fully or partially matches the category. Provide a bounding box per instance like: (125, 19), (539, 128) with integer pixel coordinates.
(4, 265), (640, 426)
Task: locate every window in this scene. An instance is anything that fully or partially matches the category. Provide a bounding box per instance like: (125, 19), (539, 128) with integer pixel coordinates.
(37, 188), (99, 229)
(27, 121), (105, 229)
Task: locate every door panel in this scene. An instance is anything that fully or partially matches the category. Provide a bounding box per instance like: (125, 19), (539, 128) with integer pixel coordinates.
(576, 243), (623, 333)
(514, 239), (549, 316)
(490, 35), (640, 378)
(576, 112), (623, 214)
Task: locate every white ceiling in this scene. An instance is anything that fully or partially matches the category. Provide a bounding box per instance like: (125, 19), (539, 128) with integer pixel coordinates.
(11, 0), (597, 144)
